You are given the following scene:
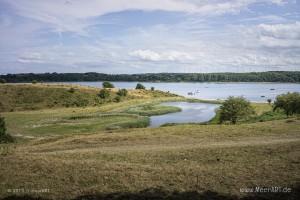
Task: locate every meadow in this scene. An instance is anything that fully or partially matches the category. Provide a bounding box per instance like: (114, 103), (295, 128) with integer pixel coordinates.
(0, 83), (299, 200)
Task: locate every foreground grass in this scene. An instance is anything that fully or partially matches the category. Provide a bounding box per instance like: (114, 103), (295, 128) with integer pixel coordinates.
(0, 119), (299, 199)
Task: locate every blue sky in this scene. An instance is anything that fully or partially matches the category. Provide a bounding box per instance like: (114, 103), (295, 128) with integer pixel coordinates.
(0, 0), (299, 74)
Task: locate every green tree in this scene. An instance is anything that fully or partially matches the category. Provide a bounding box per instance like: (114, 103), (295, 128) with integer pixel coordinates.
(116, 89), (128, 96)
(98, 89), (110, 99)
(267, 98), (272, 104)
(102, 81), (114, 88)
(273, 92), (300, 116)
(136, 83), (145, 90)
(219, 96), (255, 124)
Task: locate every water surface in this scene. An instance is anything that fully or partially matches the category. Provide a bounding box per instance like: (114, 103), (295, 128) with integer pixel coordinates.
(149, 102), (219, 127)
(66, 81), (300, 102)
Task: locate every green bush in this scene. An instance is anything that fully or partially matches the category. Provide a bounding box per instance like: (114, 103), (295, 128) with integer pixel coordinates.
(32, 80), (38, 84)
(0, 116), (6, 136)
(114, 95), (121, 102)
(219, 96), (255, 124)
(136, 83), (145, 90)
(0, 78), (6, 84)
(273, 92), (300, 116)
(0, 116), (14, 143)
(98, 89), (110, 99)
(68, 87), (75, 93)
(151, 87), (155, 91)
(102, 81), (114, 88)
(116, 89), (128, 96)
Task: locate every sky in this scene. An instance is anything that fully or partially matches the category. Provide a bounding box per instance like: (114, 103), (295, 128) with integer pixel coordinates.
(0, 0), (299, 74)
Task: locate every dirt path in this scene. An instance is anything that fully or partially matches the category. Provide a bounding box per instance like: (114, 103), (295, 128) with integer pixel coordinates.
(31, 136), (300, 155)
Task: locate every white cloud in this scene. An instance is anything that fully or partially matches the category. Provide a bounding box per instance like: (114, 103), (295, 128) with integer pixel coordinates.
(240, 21), (300, 48)
(258, 22), (300, 40)
(3, 0), (288, 33)
(129, 50), (193, 62)
(130, 50), (161, 61)
(1, 0), (299, 74)
(13, 18), (300, 73)
(18, 52), (45, 63)
(259, 36), (300, 48)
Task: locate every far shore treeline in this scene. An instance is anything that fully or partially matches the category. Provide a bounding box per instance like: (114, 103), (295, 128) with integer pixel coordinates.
(1, 71), (300, 83)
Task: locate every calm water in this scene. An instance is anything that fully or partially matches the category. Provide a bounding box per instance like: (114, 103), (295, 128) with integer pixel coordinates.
(150, 102), (219, 127)
(67, 81), (300, 102)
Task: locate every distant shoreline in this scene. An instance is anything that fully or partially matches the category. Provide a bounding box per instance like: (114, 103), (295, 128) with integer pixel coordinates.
(1, 71), (300, 83)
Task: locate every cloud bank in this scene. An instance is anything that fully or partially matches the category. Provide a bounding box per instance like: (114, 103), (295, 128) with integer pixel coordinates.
(0, 0), (299, 74)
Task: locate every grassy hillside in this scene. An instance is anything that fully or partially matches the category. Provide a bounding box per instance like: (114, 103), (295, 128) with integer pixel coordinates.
(0, 83), (179, 112)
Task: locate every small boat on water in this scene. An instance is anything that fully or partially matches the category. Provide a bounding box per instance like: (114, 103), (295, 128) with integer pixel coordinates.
(270, 88), (275, 90)
(187, 92), (193, 95)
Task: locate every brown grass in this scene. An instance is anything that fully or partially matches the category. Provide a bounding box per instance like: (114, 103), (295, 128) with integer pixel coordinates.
(0, 119), (299, 200)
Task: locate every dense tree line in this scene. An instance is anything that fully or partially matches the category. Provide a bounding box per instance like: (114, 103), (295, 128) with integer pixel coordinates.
(1, 71), (300, 83)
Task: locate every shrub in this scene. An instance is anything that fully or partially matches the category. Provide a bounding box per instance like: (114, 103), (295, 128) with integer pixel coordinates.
(68, 87), (75, 93)
(273, 92), (300, 116)
(114, 95), (121, 102)
(136, 83), (145, 90)
(0, 78), (6, 83)
(0, 116), (6, 136)
(32, 80), (38, 84)
(98, 89), (110, 99)
(219, 96), (255, 124)
(151, 87), (155, 91)
(102, 81), (114, 88)
(0, 116), (14, 143)
(116, 89), (128, 96)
